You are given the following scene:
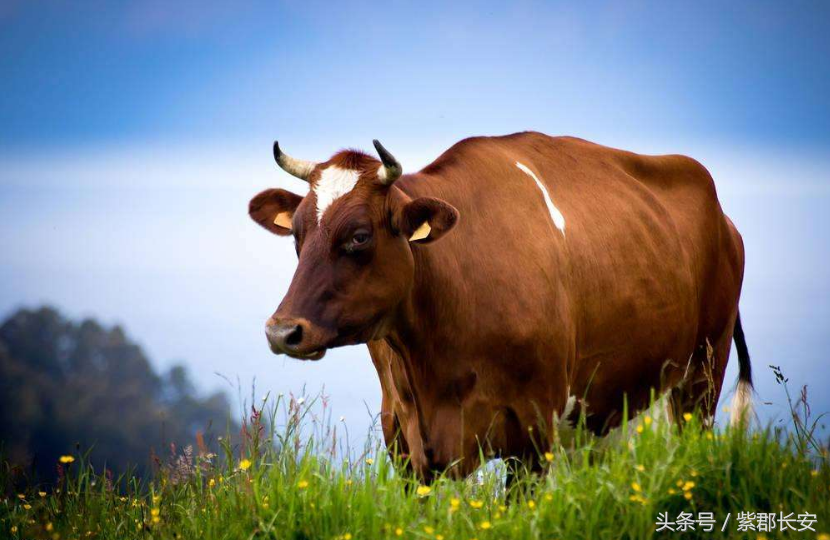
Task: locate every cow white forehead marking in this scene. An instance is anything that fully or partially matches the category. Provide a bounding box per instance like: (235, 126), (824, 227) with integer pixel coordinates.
(516, 161), (566, 237)
(314, 166), (361, 223)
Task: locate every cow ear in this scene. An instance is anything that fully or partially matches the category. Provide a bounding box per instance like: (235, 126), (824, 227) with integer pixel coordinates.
(397, 197), (459, 244)
(248, 188), (304, 236)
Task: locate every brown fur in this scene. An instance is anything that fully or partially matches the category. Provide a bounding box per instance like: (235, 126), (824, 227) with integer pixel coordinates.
(250, 132), (746, 480)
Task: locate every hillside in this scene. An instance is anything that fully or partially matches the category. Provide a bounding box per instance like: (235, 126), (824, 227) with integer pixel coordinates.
(2, 393), (828, 540)
(0, 306), (238, 483)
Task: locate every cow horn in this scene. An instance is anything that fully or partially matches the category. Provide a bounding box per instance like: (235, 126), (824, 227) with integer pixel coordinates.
(273, 141), (317, 181)
(373, 139), (402, 185)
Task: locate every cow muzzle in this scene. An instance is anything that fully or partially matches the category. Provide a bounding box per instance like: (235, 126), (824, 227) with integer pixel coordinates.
(265, 317), (328, 360)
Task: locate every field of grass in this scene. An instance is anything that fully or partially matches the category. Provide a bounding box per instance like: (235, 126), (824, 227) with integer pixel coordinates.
(2, 389), (829, 540)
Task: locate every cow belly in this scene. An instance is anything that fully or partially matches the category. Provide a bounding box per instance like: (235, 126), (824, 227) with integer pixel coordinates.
(567, 206), (738, 433)
(562, 176), (722, 432)
(572, 261), (699, 432)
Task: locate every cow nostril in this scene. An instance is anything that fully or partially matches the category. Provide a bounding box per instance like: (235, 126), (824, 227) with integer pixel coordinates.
(284, 324), (303, 347)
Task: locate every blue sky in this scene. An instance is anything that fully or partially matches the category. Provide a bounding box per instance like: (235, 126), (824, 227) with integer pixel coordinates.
(1, 1), (829, 438)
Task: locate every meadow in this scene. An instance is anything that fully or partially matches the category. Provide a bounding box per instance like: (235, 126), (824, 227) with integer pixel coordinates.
(2, 380), (829, 540)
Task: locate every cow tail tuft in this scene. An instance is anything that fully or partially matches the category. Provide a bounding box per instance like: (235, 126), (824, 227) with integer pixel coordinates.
(730, 311), (754, 425)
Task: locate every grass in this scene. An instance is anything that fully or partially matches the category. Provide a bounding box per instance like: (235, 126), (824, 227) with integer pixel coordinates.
(1, 388), (829, 540)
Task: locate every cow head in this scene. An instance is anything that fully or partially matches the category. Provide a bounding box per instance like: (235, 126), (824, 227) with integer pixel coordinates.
(250, 140), (459, 360)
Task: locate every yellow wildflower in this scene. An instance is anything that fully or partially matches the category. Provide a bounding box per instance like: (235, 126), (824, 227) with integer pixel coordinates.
(683, 413), (693, 422)
(152, 516), (160, 524)
(365, 458), (374, 465)
(436, 535), (444, 540)
(208, 478), (216, 488)
(59, 455), (75, 464)
(544, 452), (554, 462)
(395, 527), (403, 536)
(238, 459), (252, 471)
(23, 504), (32, 510)
(636, 425), (644, 434)
(690, 470), (698, 477)
(11, 526), (18, 533)
(811, 470), (819, 477)
(150, 508), (160, 517)
(682, 481), (695, 491)
(424, 526), (434, 534)
(644, 415), (653, 426)
(343, 534), (352, 540)
(469, 500), (483, 509)
(668, 488), (676, 495)
(39, 491), (47, 498)
(816, 534), (830, 540)
(683, 492), (692, 500)
(46, 522), (53, 532)
(636, 464), (645, 472)
(545, 493), (553, 501)
(416, 485), (432, 496)
(450, 498), (461, 508)
(297, 480), (309, 489)
(17, 494), (25, 499)
(527, 500), (536, 509)
(480, 521), (492, 530)
(631, 482), (642, 492)
(706, 432), (714, 440)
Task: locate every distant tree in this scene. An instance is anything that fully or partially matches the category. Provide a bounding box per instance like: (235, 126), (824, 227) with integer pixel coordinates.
(0, 306), (237, 483)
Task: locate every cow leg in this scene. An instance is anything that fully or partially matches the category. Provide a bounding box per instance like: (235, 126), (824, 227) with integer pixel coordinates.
(669, 315), (735, 427)
(369, 342), (415, 474)
(380, 399), (412, 474)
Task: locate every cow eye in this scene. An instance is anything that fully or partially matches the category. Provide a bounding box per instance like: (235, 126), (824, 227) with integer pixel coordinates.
(344, 229), (372, 253)
(352, 231), (370, 246)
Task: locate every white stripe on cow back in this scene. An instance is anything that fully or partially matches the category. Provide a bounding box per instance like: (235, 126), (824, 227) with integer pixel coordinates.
(314, 166), (361, 223)
(515, 161), (566, 237)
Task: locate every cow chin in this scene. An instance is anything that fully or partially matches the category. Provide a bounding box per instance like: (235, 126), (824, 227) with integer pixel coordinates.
(284, 348), (327, 361)
(265, 334), (328, 361)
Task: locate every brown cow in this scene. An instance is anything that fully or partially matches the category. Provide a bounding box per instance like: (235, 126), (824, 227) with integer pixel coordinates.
(249, 131), (752, 480)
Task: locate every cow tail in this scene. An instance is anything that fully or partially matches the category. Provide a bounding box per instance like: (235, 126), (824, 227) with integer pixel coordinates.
(730, 310), (754, 425)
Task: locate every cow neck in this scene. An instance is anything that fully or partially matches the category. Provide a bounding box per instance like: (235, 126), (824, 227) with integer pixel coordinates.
(383, 175), (454, 448)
